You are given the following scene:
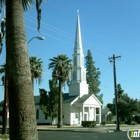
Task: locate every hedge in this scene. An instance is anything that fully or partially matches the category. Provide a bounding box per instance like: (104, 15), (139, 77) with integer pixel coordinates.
(102, 121), (126, 125)
(81, 121), (96, 127)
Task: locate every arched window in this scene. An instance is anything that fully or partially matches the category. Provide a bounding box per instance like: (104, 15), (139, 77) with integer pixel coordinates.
(73, 71), (76, 80)
(36, 109), (39, 119)
(74, 56), (77, 66)
(45, 115), (48, 120)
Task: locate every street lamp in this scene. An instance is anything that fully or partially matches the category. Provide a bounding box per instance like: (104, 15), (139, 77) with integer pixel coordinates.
(27, 36), (45, 44)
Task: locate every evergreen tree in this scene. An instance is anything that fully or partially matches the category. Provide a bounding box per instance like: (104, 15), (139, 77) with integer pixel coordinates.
(85, 50), (101, 95)
(85, 50), (103, 104)
(39, 89), (49, 117)
(107, 84), (140, 123)
(117, 83), (124, 98)
(48, 79), (59, 121)
(97, 93), (104, 105)
(39, 79), (58, 124)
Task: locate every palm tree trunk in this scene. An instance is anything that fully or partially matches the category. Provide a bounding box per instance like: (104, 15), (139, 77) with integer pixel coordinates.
(57, 81), (63, 128)
(6, 1), (38, 140)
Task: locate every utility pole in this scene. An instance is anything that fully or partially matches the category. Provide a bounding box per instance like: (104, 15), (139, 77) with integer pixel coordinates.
(109, 54), (121, 131)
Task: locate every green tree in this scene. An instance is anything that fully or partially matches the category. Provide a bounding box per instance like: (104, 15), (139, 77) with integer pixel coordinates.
(30, 56), (43, 90)
(0, 56), (43, 134)
(118, 93), (140, 123)
(48, 79), (59, 121)
(97, 93), (104, 105)
(0, 63), (7, 134)
(85, 50), (103, 102)
(117, 84), (124, 98)
(39, 88), (49, 117)
(0, 15), (6, 54)
(0, 63), (6, 76)
(107, 84), (125, 117)
(48, 54), (72, 128)
(39, 79), (58, 124)
(107, 84), (140, 123)
(0, 0), (46, 139)
(0, 56), (43, 88)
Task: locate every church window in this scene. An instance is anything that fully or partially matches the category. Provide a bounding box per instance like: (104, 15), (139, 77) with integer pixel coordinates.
(77, 56), (80, 66)
(96, 108), (99, 114)
(36, 109), (39, 119)
(76, 113), (78, 118)
(45, 115), (48, 120)
(74, 56), (77, 66)
(73, 71), (76, 80)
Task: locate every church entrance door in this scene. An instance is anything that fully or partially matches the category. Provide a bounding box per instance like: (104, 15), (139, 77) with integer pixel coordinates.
(84, 113), (88, 121)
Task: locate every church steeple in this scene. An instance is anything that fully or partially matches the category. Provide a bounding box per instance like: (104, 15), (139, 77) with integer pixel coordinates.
(69, 11), (88, 97)
(74, 11), (83, 50)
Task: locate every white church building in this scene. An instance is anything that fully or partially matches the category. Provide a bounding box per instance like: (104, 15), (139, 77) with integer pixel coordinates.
(0, 13), (102, 126)
(35, 12), (102, 125)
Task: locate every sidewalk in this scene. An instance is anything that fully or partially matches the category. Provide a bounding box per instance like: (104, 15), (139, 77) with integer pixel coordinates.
(37, 124), (140, 133)
(0, 124), (139, 133)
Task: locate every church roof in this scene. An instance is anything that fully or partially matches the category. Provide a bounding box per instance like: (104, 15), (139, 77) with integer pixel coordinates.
(63, 93), (78, 103)
(33, 94), (78, 105)
(34, 95), (40, 105)
(101, 108), (110, 115)
(74, 94), (92, 103)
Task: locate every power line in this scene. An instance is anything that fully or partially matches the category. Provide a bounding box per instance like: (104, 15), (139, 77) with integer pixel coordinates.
(25, 14), (74, 38)
(26, 25), (73, 46)
(26, 25), (108, 58)
(24, 14), (114, 55)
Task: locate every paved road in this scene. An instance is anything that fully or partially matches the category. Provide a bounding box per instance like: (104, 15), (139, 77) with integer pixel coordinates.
(38, 131), (130, 140)
(37, 124), (140, 133)
(1, 124), (140, 139)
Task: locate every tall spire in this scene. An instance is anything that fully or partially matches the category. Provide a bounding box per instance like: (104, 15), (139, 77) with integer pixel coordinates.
(74, 10), (83, 51)
(69, 11), (89, 97)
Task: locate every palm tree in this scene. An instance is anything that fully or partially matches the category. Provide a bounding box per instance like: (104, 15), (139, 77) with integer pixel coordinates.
(0, 63), (6, 75)
(0, 63), (7, 134)
(0, 56), (43, 89)
(0, 63), (6, 86)
(0, 56), (43, 133)
(48, 54), (72, 128)
(30, 56), (43, 90)
(0, 0), (45, 139)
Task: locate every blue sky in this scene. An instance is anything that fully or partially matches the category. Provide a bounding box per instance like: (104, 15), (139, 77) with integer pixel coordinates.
(0, 0), (140, 107)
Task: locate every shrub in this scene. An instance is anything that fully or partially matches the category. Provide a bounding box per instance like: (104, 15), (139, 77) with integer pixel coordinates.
(102, 121), (125, 125)
(130, 121), (137, 125)
(120, 121), (125, 124)
(0, 134), (9, 140)
(103, 121), (115, 124)
(81, 121), (96, 127)
(101, 121), (106, 125)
